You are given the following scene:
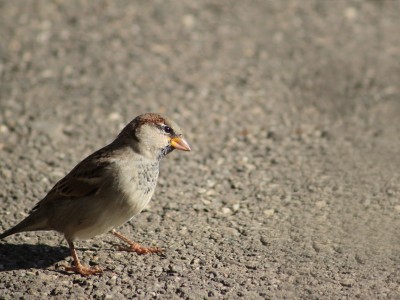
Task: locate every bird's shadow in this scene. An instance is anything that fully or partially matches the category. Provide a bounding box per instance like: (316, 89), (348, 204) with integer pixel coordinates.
(0, 243), (69, 272)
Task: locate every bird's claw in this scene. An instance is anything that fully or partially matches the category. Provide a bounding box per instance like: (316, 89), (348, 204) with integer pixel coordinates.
(60, 263), (103, 276)
(117, 243), (164, 255)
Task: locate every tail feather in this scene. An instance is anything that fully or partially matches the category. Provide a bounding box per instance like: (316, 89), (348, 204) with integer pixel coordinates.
(0, 225), (23, 239)
(0, 212), (49, 239)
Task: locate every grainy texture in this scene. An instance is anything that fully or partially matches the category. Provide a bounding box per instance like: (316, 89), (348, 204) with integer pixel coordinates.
(0, 0), (400, 299)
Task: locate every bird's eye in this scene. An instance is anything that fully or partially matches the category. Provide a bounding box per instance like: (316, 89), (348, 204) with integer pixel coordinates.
(163, 125), (173, 134)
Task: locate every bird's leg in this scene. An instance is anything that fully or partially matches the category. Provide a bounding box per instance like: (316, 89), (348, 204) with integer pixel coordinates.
(61, 240), (103, 276)
(111, 229), (164, 255)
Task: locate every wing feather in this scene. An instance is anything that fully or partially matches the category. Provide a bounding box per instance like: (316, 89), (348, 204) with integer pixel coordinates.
(32, 146), (116, 211)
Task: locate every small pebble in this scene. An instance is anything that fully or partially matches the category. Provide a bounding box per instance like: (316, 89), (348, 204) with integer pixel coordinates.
(264, 209), (275, 217)
(222, 207), (232, 214)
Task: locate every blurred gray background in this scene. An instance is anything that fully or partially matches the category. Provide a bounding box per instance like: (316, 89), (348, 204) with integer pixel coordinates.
(0, 0), (399, 299)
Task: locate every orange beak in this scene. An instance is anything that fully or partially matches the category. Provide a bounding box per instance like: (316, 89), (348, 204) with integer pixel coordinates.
(170, 136), (191, 151)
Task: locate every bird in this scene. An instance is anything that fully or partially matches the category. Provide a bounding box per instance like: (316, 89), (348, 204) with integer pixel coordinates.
(0, 113), (191, 276)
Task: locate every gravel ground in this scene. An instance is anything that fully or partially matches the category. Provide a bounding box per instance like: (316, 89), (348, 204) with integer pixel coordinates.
(1, 0), (400, 299)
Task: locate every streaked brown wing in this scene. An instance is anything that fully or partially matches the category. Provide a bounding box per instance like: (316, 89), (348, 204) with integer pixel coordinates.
(32, 146), (114, 211)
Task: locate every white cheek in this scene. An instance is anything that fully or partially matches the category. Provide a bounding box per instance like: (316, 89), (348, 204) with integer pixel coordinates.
(137, 126), (170, 157)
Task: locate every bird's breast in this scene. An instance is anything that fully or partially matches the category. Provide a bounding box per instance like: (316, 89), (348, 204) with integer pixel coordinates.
(136, 160), (159, 195)
(116, 158), (160, 215)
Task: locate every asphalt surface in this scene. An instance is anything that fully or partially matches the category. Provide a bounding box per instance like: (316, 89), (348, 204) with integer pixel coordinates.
(0, 0), (400, 299)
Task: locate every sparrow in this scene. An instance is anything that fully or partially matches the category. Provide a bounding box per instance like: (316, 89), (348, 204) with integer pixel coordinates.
(0, 113), (191, 276)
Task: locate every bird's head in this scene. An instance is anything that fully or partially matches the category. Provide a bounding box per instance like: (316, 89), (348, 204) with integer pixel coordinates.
(119, 113), (191, 160)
